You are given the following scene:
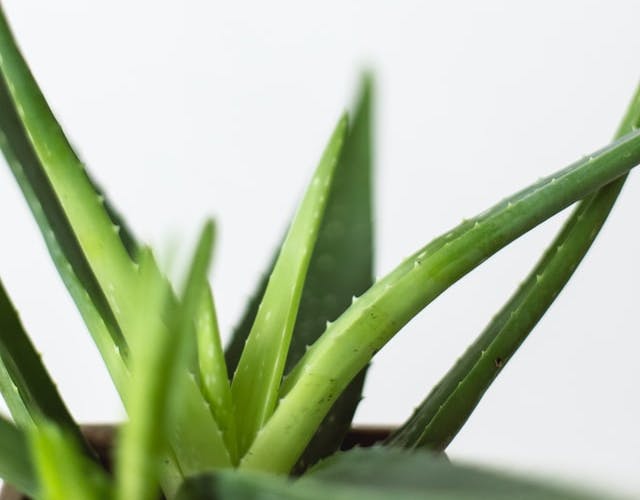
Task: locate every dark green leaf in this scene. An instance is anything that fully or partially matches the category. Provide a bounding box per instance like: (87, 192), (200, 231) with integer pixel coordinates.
(290, 76), (374, 471)
(0, 414), (37, 497)
(176, 447), (598, 499)
(0, 279), (91, 455)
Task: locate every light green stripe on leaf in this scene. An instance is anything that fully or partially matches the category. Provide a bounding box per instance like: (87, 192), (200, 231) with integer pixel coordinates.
(231, 114), (348, 456)
(242, 128), (640, 473)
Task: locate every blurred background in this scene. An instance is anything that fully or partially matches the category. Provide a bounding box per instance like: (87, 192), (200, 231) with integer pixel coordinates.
(0, 0), (639, 496)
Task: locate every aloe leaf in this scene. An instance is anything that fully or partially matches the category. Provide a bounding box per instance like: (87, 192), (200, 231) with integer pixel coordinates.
(85, 175), (139, 260)
(0, 8), (229, 484)
(0, 359), (29, 429)
(0, 279), (96, 458)
(386, 83), (640, 451)
(226, 79), (373, 468)
(241, 128), (640, 473)
(0, 7), (139, 340)
(289, 77), (375, 471)
(116, 222), (230, 500)
(0, 414), (36, 497)
(0, 21), (128, 395)
(231, 115), (348, 456)
(197, 286), (236, 462)
(224, 251), (275, 376)
(30, 421), (110, 500)
(177, 447), (595, 500)
(113, 249), (171, 500)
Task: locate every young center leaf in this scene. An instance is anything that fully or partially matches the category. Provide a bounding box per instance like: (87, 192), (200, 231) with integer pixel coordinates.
(241, 128), (640, 473)
(115, 223), (231, 500)
(231, 115), (348, 456)
(387, 81), (640, 451)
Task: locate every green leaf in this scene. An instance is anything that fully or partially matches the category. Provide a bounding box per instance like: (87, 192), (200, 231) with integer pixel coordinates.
(85, 174), (139, 260)
(0, 414), (37, 497)
(224, 253), (274, 378)
(289, 76), (374, 471)
(176, 447), (596, 500)
(113, 250), (172, 500)
(0, 6), (139, 344)
(386, 82), (640, 451)
(30, 421), (110, 500)
(0, 8), (227, 485)
(231, 115), (348, 456)
(197, 286), (237, 462)
(242, 128), (640, 473)
(115, 222), (230, 500)
(0, 279), (92, 454)
(0, 13), (129, 395)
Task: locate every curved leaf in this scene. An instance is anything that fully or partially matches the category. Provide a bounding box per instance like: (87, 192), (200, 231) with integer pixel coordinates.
(242, 128), (640, 473)
(387, 82), (640, 450)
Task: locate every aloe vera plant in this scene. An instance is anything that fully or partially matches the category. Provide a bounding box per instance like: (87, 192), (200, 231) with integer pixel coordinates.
(0, 4), (637, 499)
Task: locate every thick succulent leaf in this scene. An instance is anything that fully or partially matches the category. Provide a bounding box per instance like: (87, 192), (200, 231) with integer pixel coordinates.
(0, 414), (36, 497)
(176, 447), (596, 500)
(116, 223), (230, 500)
(225, 254), (273, 377)
(29, 422), (110, 500)
(113, 250), (173, 500)
(289, 77), (374, 471)
(85, 175), (139, 260)
(0, 279), (91, 454)
(387, 83), (640, 451)
(231, 115), (348, 456)
(0, 66), (129, 396)
(197, 286), (236, 462)
(0, 356), (30, 429)
(0, 9), (227, 484)
(0, 17), (129, 395)
(0, 6), (139, 342)
(241, 128), (640, 473)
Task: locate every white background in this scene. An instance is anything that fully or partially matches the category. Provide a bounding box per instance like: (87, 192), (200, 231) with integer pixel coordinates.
(0, 1), (639, 497)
